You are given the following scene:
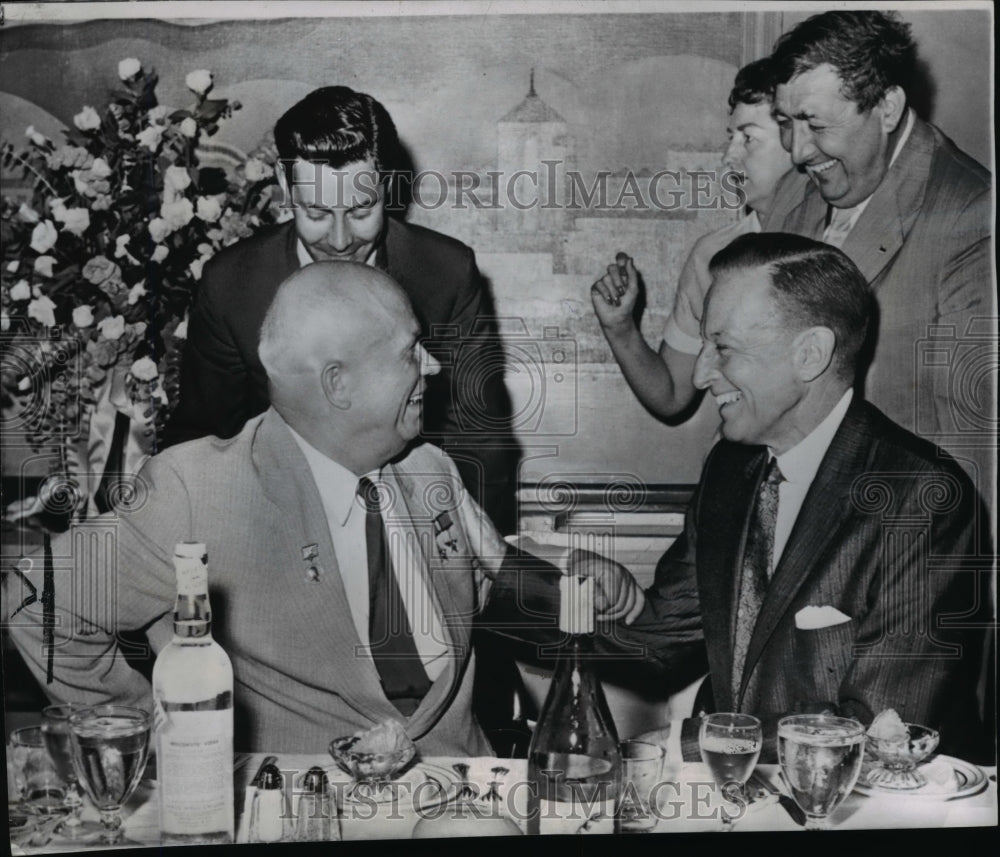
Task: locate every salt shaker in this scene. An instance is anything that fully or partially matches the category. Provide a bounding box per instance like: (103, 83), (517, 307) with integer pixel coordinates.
(295, 766), (340, 842)
(249, 764), (286, 843)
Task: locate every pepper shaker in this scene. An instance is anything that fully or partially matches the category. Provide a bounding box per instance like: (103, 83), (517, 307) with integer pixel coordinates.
(295, 766), (340, 842)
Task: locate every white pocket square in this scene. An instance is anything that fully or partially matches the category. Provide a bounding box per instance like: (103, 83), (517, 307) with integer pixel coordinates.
(795, 605), (851, 630)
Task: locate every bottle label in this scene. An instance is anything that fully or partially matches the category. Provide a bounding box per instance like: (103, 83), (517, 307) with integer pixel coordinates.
(174, 557), (208, 597)
(158, 709), (234, 837)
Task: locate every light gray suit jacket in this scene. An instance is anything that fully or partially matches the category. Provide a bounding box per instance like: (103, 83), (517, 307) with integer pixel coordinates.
(3, 410), (523, 755)
(763, 116), (994, 498)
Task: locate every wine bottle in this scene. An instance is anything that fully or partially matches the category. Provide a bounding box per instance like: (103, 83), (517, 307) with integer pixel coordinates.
(152, 542), (235, 843)
(526, 575), (621, 835)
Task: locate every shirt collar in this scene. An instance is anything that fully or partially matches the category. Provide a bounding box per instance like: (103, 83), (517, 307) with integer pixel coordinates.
(771, 389), (853, 485)
(296, 239), (379, 269)
(284, 417), (380, 526)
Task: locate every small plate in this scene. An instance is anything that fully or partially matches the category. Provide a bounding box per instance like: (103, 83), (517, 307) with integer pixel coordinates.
(323, 761), (460, 810)
(855, 754), (988, 800)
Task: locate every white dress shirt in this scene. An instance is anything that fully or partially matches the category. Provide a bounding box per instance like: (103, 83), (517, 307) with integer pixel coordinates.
(770, 388), (854, 566)
(822, 109), (915, 246)
(296, 240), (378, 268)
(287, 424), (449, 681)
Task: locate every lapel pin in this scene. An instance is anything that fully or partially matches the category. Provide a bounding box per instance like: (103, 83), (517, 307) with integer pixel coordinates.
(301, 544), (322, 583)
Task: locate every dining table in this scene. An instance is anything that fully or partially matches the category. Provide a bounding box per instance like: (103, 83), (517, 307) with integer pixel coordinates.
(8, 752), (998, 852)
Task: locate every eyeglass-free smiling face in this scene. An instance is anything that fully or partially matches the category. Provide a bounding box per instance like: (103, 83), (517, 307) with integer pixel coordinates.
(283, 157), (386, 264)
(723, 100), (793, 215)
(772, 63), (906, 209)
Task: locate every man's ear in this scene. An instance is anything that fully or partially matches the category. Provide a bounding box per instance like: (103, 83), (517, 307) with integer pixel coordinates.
(276, 163), (292, 209)
(794, 326), (836, 382)
(321, 362), (350, 410)
(878, 85), (907, 134)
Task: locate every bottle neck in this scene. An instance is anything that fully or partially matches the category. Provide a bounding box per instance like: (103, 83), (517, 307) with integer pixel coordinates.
(173, 592), (213, 639)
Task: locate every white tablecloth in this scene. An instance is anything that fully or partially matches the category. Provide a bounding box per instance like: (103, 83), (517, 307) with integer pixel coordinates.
(11, 754), (998, 851)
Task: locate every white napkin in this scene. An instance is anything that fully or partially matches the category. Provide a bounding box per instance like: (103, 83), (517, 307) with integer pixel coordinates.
(795, 605), (851, 629)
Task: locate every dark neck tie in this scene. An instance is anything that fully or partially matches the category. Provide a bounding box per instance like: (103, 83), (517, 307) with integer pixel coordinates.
(731, 456), (784, 708)
(94, 410), (130, 515)
(357, 477), (431, 716)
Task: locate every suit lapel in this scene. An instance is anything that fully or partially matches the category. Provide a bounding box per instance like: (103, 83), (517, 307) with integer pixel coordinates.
(739, 403), (876, 703)
(841, 116), (933, 284)
(252, 410), (399, 721)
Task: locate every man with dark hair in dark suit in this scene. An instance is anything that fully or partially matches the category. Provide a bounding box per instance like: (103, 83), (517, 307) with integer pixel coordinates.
(165, 85), (519, 535)
(498, 232), (992, 764)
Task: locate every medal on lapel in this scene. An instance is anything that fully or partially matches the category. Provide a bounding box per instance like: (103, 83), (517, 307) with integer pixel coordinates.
(301, 543), (322, 582)
(433, 512), (460, 562)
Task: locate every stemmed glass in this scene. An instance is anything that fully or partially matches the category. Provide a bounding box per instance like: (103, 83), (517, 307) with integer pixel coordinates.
(68, 704), (152, 846)
(41, 703), (104, 840)
(777, 714), (865, 830)
(699, 713), (762, 831)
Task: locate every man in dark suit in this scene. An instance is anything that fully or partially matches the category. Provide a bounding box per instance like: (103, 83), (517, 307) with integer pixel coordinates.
(764, 11), (994, 502)
(625, 232), (992, 762)
(165, 86), (519, 534)
(499, 232), (991, 764)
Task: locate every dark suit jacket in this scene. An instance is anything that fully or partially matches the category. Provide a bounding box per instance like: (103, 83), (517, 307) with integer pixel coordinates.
(763, 116), (994, 499)
(165, 218), (519, 532)
(488, 400), (992, 763)
(629, 399), (991, 761)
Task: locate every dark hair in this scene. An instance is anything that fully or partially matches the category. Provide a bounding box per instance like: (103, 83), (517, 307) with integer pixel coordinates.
(770, 11), (916, 111)
(728, 56), (778, 110)
(709, 232), (873, 381)
(273, 86), (400, 182)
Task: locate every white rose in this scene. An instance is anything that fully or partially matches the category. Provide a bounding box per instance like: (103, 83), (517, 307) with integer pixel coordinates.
(6, 261), (19, 273)
(50, 199), (68, 222)
(9, 280), (31, 301)
(148, 218), (172, 243)
(30, 220), (58, 254)
(27, 296), (57, 328)
(137, 124), (165, 152)
(118, 57), (142, 81)
(114, 234), (131, 258)
(25, 125), (48, 147)
(189, 257), (206, 281)
(73, 106), (101, 132)
(59, 207), (91, 237)
(179, 117), (198, 138)
(196, 196), (222, 223)
(129, 356), (159, 382)
(97, 315), (126, 341)
(72, 305), (95, 328)
(17, 203), (41, 224)
(151, 244), (169, 264)
(174, 317), (188, 340)
(244, 157), (274, 182)
(147, 105), (169, 123)
(160, 198), (194, 231)
(127, 281), (147, 305)
(164, 165), (192, 197)
(185, 69), (213, 95)
(72, 170), (90, 195)
(34, 256), (56, 278)
(90, 157), (113, 179)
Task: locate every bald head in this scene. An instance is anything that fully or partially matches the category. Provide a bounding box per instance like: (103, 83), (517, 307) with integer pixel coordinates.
(259, 261), (412, 384)
(258, 261), (438, 473)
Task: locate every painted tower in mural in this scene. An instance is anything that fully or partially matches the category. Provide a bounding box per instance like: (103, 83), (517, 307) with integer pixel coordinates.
(495, 70), (573, 235)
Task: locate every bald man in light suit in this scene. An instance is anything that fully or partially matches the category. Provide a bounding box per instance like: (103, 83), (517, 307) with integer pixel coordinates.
(4, 263), (643, 754)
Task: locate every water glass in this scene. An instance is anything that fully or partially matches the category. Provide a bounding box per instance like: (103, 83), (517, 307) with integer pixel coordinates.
(42, 703), (104, 839)
(617, 740), (666, 833)
(777, 714), (865, 830)
(9, 726), (67, 814)
(698, 713), (762, 830)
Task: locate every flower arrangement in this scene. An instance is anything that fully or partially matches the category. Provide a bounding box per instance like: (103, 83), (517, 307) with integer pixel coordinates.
(1, 59), (282, 515)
